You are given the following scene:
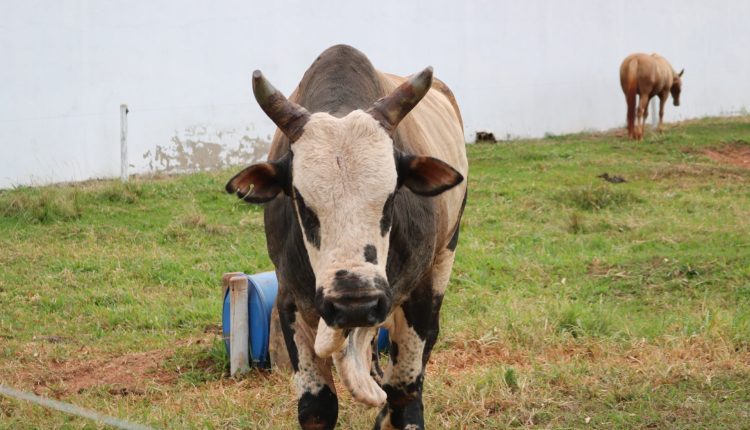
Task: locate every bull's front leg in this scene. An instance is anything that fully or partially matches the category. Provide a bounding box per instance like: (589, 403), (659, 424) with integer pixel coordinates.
(278, 299), (338, 430)
(374, 288), (443, 430)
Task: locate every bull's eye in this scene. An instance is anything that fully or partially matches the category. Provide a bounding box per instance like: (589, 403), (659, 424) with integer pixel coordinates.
(380, 192), (396, 237)
(293, 187), (321, 249)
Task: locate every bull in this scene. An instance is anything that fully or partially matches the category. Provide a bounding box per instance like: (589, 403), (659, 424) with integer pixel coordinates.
(227, 45), (468, 430)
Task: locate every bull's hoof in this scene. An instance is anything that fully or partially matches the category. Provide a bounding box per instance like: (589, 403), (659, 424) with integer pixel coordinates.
(372, 384), (425, 430)
(298, 385), (338, 430)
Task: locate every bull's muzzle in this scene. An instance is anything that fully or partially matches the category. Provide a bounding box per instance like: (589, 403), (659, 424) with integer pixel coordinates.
(315, 270), (391, 328)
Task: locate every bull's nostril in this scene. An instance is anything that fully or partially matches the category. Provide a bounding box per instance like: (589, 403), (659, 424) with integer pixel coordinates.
(320, 294), (390, 328)
(315, 287), (338, 326)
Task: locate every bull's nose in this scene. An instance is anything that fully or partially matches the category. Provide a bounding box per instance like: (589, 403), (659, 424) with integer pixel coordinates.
(316, 290), (391, 329)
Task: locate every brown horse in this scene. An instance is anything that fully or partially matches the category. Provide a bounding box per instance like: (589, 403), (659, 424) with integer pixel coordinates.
(620, 53), (683, 139)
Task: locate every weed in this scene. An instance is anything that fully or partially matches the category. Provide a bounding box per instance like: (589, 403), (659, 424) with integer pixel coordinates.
(556, 185), (641, 211)
(0, 189), (82, 223)
(557, 304), (611, 338)
(567, 212), (585, 233)
(96, 181), (143, 204)
(503, 367), (519, 392)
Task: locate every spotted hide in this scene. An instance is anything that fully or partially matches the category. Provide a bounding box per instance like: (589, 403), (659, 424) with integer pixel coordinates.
(226, 45), (468, 430)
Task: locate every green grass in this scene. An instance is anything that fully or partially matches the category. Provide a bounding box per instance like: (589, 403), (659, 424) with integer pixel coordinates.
(1, 117), (749, 428)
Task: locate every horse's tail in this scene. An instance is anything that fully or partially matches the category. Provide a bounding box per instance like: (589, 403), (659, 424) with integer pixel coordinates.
(621, 58), (638, 138)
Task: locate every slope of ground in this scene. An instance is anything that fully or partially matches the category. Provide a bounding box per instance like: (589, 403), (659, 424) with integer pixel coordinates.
(1, 116), (749, 429)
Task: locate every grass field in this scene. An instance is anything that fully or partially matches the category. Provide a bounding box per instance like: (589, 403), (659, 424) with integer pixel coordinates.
(1, 117), (749, 429)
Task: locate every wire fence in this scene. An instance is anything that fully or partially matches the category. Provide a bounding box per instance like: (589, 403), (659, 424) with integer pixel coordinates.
(0, 384), (154, 430)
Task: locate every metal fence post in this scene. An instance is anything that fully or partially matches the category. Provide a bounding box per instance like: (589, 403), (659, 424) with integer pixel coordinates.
(120, 104), (129, 182)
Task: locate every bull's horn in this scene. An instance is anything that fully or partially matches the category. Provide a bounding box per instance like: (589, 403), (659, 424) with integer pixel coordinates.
(252, 70), (310, 142)
(367, 66), (433, 134)
(678, 68), (684, 77)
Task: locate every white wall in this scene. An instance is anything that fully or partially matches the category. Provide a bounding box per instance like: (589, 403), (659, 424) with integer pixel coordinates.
(2, 0), (749, 188)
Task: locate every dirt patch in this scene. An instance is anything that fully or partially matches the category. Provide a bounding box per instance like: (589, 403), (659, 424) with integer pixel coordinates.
(703, 141), (750, 169)
(649, 163), (721, 181)
(7, 348), (178, 397)
(52, 349), (177, 395)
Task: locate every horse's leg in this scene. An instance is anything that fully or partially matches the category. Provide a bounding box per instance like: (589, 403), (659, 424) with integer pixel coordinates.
(626, 90), (636, 138)
(636, 93), (650, 140)
(634, 94), (643, 139)
(658, 93), (667, 131)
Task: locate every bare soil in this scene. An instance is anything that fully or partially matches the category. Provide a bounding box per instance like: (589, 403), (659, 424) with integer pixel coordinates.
(2, 347), (177, 397)
(703, 141), (750, 169)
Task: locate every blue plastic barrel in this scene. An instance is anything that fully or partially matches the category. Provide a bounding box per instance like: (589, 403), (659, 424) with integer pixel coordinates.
(222, 271), (390, 368)
(222, 271), (279, 368)
(377, 327), (390, 353)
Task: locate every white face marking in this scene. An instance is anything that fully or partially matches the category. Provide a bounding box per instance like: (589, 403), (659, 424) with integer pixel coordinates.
(291, 110), (397, 297)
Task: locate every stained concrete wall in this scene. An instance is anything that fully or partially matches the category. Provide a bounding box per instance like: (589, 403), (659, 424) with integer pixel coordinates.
(2, 0), (749, 188)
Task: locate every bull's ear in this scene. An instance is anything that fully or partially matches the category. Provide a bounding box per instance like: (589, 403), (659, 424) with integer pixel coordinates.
(397, 153), (463, 196)
(225, 153), (291, 203)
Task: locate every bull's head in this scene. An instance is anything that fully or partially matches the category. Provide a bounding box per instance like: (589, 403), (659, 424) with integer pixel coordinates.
(227, 68), (462, 330)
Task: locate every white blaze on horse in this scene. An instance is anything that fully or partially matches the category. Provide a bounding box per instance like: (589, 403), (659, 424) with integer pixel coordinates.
(226, 45), (468, 430)
(620, 53), (684, 140)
